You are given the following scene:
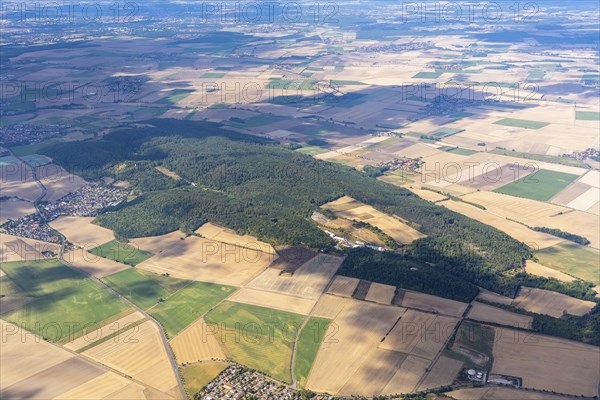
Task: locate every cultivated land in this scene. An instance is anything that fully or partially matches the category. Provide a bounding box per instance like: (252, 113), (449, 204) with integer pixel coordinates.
(170, 317), (226, 364)
(195, 222), (275, 255)
(493, 170), (580, 201)
(204, 301), (305, 383)
(492, 326), (600, 397)
(1, 259), (130, 343)
(227, 287), (316, 315)
(364, 282), (396, 304)
(449, 387), (579, 400)
(511, 287), (596, 318)
(49, 216), (115, 247)
(467, 301), (533, 329)
(396, 289), (469, 318)
(294, 317), (332, 388)
(0, 233), (60, 262)
(89, 240), (153, 267)
(0, 199), (35, 224)
(62, 248), (130, 278)
(181, 362), (228, 398)
(416, 355), (464, 391)
(535, 242), (600, 284)
(326, 275), (360, 297)
(524, 260), (576, 282)
(0, 157), (42, 202)
(102, 268), (235, 337)
(135, 233), (273, 286)
(322, 196), (426, 244)
(36, 164), (86, 202)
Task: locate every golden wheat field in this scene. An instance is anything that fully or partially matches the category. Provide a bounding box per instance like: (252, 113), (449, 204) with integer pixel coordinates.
(170, 317), (226, 364)
(49, 216), (115, 248)
(326, 275), (360, 297)
(467, 302), (533, 329)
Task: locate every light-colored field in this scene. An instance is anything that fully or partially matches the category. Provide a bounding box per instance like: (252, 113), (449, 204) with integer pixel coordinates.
(311, 294), (352, 319)
(492, 327), (600, 397)
(181, 362), (228, 398)
(306, 300), (403, 395)
(399, 290), (469, 317)
(36, 164), (86, 202)
(195, 222), (275, 255)
(227, 287), (315, 315)
(155, 166), (181, 181)
(322, 196), (426, 244)
(246, 254), (343, 299)
(62, 248), (130, 278)
(64, 311), (145, 351)
(136, 234), (272, 286)
(0, 233), (59, 262)
(365, 282), (396, 304)
(0, 199), (35, 224)
(380, 309), (458, 360)
(449, 386), (579, 400)
(54, 372), (137, 400)
(467, 302), (533, 329)
(439, 199), (564, 249)
(49, 216), (115, 248)
(476, 288), (514, 306)
(170, 317), (226, 364)
(130, 231), (186, 253)
(408, 187), (449, 202)
(416, 355), (463, 391)
(0, 158), (42, 202)
(525, 260), (576, 282)
(326, 275), (360, 297)
(83, 320), (179, 394)
(381, 355), (430, 395)
(511, 287), (596, 317)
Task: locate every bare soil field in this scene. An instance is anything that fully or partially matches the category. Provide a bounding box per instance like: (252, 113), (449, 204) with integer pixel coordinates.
(129, 231), (187, 253)
(511, 287), (595, 317)
(311, 294), (353, 319)
(322, 196), (426, 244)
(398, 290), (468, 317)
(49, 216), (115, 248)
(36, 164), (86, 202)
(381, 355), (431, 395)
(0, 233), (59, 262)
(492, 326), (600, 397)
(476, 288), (514, 306)
(461, 163), (535, 191)
(467, 302), (533, 329)
(170, 317), (226, 364)
(379, 309), (459, 360)
(64, 311), (145, 351)
(227, 287), (315, 315)
(416, 355), (464, 391)
(0, 157), (42, 202)
(246, 254), (343, 299)
(136, 234), (272, 286)
(364, 282), (396, 305)
(326, 275), (360, 297)
(268, 246), (317, 272)
(83, 320), (179, 394)
(195, 222), (276, 256)
(306, 300), (403, 395)
(0, 199), (35, 224)
(448, 387), (579, 400)
(62, 248), (130, 278)
(524, 260), (576, 282)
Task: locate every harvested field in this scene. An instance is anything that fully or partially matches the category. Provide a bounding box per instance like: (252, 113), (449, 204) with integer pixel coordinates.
(0, 233), (59, 262)
(227, 287), (316, 315)
(352, 279), (372, 300)
(306, 300), (404, 394)
(399, 290), (468, 317)
(449, 387), (576, 400)
(170, 318), (226, 364)
(136, 234), (272, 286)
(535, 242), (600, 283)
(36, 164), (86, 202)
(380, 355), (430, 395)
(129, 231), (187, 253)
(54, 372), (133, 400)
(492, 327), (600, 397)
(380, 309), (458, 360)
(49, 216), (115, 248)
(83, 320), (180, 394)
(416, 355), (463, 391)
(467, 302), (533, 329)
(461, 163), (535, 191)
(62, 248), (130, 278)
(181, 362), (228, 398)
(64, 311), (145, 351)
(268, 246), (317, 272)
(322, 196), (426, 244)
(511, 287), (595, 317)
(476, 288), (514, 305)
(365, 282), (396, 304)
(195, 222), (275, 256)
(311, 294), (352, 319)
(0, 157), (42, 202)
(525, 260), (576, 282)
(89, 240), (153, 267)
(246, 254), (343, 299)
(326, 275), (359, 297)
(439, 199), (564, 249)
(0, 199), (35, 224)
(338, 348), (408, 396)
(408, 187), (449, 202)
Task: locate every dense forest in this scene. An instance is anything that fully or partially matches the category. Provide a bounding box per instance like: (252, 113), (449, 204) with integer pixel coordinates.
(40, 119), (597, 302)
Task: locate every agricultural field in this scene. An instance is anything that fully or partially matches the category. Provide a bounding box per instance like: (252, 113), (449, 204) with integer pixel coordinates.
(416, 355), (464, 391)
(535, 242), (600, 284)
(322, 196), (426, 244)
(449, 387), (578, 400)
(181, 362), (228, 398)
(467, 302), (533, 329)
(195, 222), (275, 255)
(448, 322), (495, 370)
(204, 301), (305, 383)
(326, 275), (360, 297)
(493, 170), (580, 201)
(294, 317), (332, 388)
(0, 233), (60, 262)
(36, 164), (86, 202)
(524, 260), (576, 282)
(0, 199), (35, 224)
(227, 288), (315, 315)
(102, 268), (235, 337)
(89, 240), (153, 266)
(1, 259), (131, 343)
(49, 216), (115, 248)
(61, 248), (130, 279)
(492, 326), (600, 397)
(511, 287), (595, 318)
(0, 156), (42, 202)
(364, 282), (396, 305)
(395, 289), (469, 318)
(170, 317), (226, 364)
(493, 118), (550, 129)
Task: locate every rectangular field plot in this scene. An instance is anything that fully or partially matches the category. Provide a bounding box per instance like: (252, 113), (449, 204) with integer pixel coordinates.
(227, 288), (315, 315)
(467, 302), (533, 329)
(89, 240), (153, 267)
(1, 259), (130, 343)
(397, 290), (468, 317)
(493, 169), (579, 201)
(416, 355), (463, 391)
(511, 287), (595, 318)
(204, 301), (305, 383)
(365, 282), (396, 304)
(170, 317), (226, 364)
(294, 317), (332, 388)
(49, 216), (115, 247)
(493, 118), (549, 129)
(535, 242), (600, 284)
(181, 362), (228, 398)
(575, 111), (600, 121)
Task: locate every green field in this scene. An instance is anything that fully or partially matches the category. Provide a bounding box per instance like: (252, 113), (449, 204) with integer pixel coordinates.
(294, 317), (331, 388)
(156, 89), (194, 104)
(490, 148), (588, 168)
(1, 259), (130, 343)
(182, 362), (229, 397)
(295, 146), (328, 156)
(431, 127), (463, 138)
(493, 169), (579, 201)
(536, 242), (600, 284)
(89, 240), (153, 266)
(201, 72), (226, 79)
(330, 80), (367, 86)
(438, 146), (477, 156)
(102, 269), (235, 337)
(413, 71), (443, 79)
(204, 301), (305, 383)
(493, 118), (549, 129)
(575, 111), (600, 121)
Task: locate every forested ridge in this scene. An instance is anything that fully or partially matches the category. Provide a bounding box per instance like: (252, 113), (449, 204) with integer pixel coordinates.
(40, 119), (598, 302)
